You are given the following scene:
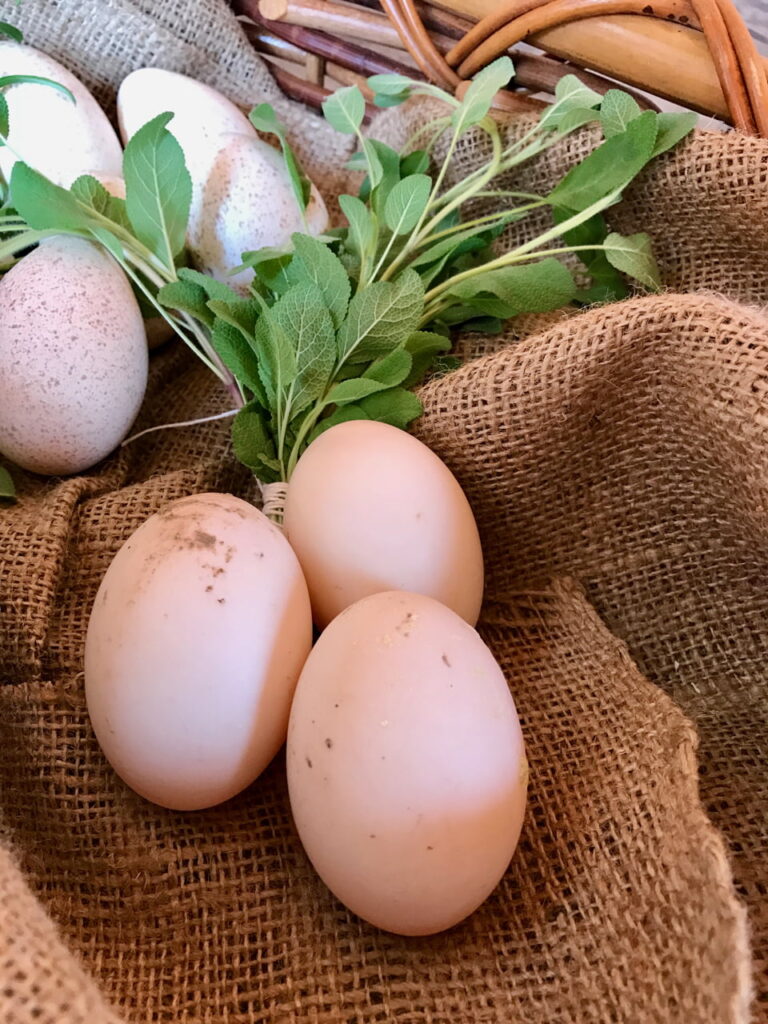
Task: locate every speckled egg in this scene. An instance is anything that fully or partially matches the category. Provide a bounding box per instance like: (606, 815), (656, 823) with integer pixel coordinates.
(117, 68), (328, 291)
(192, 133), (327, 289)
(0, 42), (123, 186)
(0, 236), (148, 475)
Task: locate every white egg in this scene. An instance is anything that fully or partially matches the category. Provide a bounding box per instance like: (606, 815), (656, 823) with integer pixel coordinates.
(284, 420), (485, 628)
(117, 68), (328, 291)
(191, 133), (328, 290)
(287, 590), (528, 935)
(85, 492), (313, 810)
(0, 42), (123, 186)
(0, 236), (148, 475)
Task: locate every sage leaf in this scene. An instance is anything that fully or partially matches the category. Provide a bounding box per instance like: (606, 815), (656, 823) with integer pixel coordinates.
(158, 279), (212, 326)
(248, 103), (311, 211)
(322, 85), (365, 135)
(0, 73), (74, 103)
(400, 150), (430, 176)
(362, 347), (412, 387)
(339, 193), (375, 263)
(453, 56), (514, 132)
(70, 173), (130, 230)
(548, 110), (657, 211)
(0, 464), (16, 501)
(367, 73), (414, 98)
(604, 230), (661, 289)
(540, 74), (602, 131)
(308, 404), (369, 443)
(403, 331), (451, 387)
(271, 281), (336, 416)
(287, 233), (351, 328)
(177, 267), (238, 303)
(445, 257), (576, 313)
(211, 318), (268, 406)
(123, 112), (192, 271)
(232, 403), (282, 482)
(600, 90), (642, 138)
(0, 93), (8, 141)
(207, 297), (259, 338)
(357, 387), (422, 429)
(383, 174), (431, 236)
(10, 162), (95, 232)
(337, 269), (424, 363)
(651, 111), (697, 157)
(326, 377), (391, 405)
(0, 22), (23, 42)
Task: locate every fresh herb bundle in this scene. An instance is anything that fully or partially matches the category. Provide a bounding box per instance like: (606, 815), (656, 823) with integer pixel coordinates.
(0, 57), (696, 509)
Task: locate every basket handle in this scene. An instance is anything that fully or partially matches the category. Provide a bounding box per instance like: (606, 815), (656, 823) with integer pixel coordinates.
(378, 0), (768, 135)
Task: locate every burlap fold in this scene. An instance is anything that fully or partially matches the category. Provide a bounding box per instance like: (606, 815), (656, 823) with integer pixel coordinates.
(1, 1), (766, 1020)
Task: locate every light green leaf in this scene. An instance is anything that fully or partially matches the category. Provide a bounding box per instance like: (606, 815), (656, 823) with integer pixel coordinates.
(158, 279), (211, 324)
(337, 269), (424, 363)
(272, 281), (336, 416)
(410, 211), (519, 268)
(604, 231), (661, 290)
(367, 73), (413, 98)
(251, 306), (297, 411)
(600, 90), (642, 138)
(548, 111), (658, 211)
(70, 173), (130, 230)
(540, 74), (602, 130)
(555, 107), (601, 133)
(0, 464), (16, 501)
(177, 267), (239, 303)
(232, 403), (282, 482)
(10, 162), (94, 232)
(322, 85), (365, 135)
(326, 377), (391, 405)
(0, 93), (9, 141)
(453, 56), (514, 132)
(287, 233), (351, 328)
(445, 257), (576, 313)
(362, 347), (412, 387)
(651, 111), (697, 157)
(339, 193), (376, 263)
(357, 387), (423, 429)
(248, 102), (311, 211)
(123, 112), (192, 271)
(361, 139), (383, 190)
(383, 174), (431, 236)
(207, 298), (259, 338)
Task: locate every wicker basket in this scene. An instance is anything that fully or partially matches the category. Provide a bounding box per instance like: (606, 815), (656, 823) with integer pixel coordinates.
(233, 0), (768, 134)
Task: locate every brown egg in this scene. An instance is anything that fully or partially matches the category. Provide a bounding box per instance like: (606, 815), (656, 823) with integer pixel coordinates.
(287, 590), (528, 935)
(284, 420), (484, 628)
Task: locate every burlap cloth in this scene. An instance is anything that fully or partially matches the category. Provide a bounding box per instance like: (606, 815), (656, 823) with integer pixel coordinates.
(1, 1), (767, 1021)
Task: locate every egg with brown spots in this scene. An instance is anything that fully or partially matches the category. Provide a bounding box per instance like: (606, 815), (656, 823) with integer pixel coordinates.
(117, 68), (328, 291)
(287, 590), (527, 935)
(85, 492), (313, 810)
(0, 236), (148, 475)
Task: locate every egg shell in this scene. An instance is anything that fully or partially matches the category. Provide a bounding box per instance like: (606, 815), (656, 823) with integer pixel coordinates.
(283, 420), (484, 628)
(192, 133), (328, 290)
(117, 68), (328, 291)
(0, 42), (123, 186)
(287, 590), (527, 936)
(0, 236), (148, 475)
(85, 492), (313, 811)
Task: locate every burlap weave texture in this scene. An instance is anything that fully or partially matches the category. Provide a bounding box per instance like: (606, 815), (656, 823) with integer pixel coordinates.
(0, 1), (765, 1021)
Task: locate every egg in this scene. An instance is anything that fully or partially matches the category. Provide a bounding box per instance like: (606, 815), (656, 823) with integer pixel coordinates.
(287, 590), (527, 935)
(192, 133), (328, 289)
(0, 42), (123, 186)
(0, 236), (148, 475)
(283, 420), (484, 628)
(117, 68), (328, 291)
(85, 492), (313, 811)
